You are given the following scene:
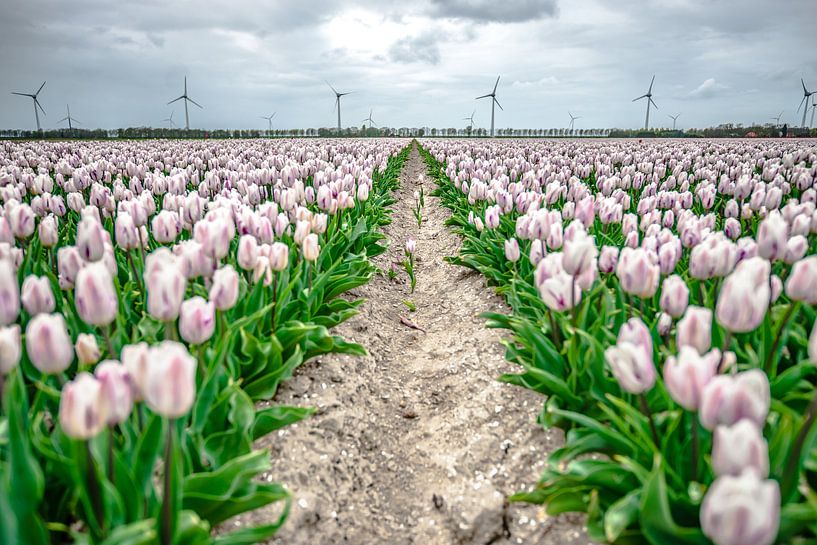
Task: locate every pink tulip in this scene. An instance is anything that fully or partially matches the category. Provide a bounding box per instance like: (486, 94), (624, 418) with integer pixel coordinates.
(145, 249), (186, 321)
(699, 370), (770, 431)
(179, 297), (215, 345)
(616, 247), (660, 299)
(269, 242), (289, 271)
(38, 215), (59, 248)
(529, 239), (546, 265)
(786, 256), (817, 303)
(663, 345), (719, 411)
(756, 212), (787, 262)
(75, 333), (101, 365)
(676, 306), (712, 354)
(74, 262), (118, 326)
(26, 313), (73, 374)
(21, 275), (55, 316)
(700, 472), (779, 545)
(0, 325), (21, 375)
(0, 258), (20, 325)
(57, 246), (84, 290)
(237, 235), (259, 271)
(95, 360), (134, 425)
(712, 420), (769, 478)
(152, 210), (181, 244)
(659, 275), (689, 318)
(302, 233), (320, 262)
(783, 235), (807, 264)
(504, 238), (520, 262)
(76, 217), (106, 262)
(598, 246), (619, 274)
(209, 266), (239, 311)
(8, 203), (35, 239)
(562, 230), (597, 277)
(716, 257), (770, 333)
(121, 342), (149, 401)
(143, 341), (196, 418)
(59, 372), (105, 439)
(115, 213), (140, 250)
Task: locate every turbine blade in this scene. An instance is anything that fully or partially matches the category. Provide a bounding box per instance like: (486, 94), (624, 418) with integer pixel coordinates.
(649, 97), (658, 109)
(494, 97), (503, 110)
(36, 81), (46, 96)
(803, 78), (808, 94)
(632, 94), (647, 102)
(73, 118), (82, 125)
(168, 96), (184, 105)
(648, 75), (655, 93)
(493, 75), (500, 94)
(58, 117), (69, 123)
(271, 112), (276, 118)
(11, 92), (31, 97)
(187, 97), (203, 108)
(35, 99), (46, 115)
(325, 80), (338, 95)
(475, 94), (491, 100)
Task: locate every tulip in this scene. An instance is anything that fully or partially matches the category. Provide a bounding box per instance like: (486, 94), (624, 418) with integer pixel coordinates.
(194, 217), (233, 260)
(716, 257), (770, 333)
(676, 306), (712, 354)
(712, 420), (769, 477)
(538, 271), (581, 312)
(121, 342), (149, 401)
(406, 238), (417, 255)
(504, 238), (520, 262)
(756, 211), (787, 262)
(145, 250), (187, 321)
(0, 258), (20, 325)
(76, 217), (106, 262)
(700, 370), (770, 431)
(26, 313), (74, 374)
(237, 235), (259, 271)
(143, 341), (196, 418)
(38, 215), (59, 248)
(0, 218), (12, 244)
(529, 239), (546, 265)
(700, 471), (779, 545)
(75, 333), (101, 365)
(59, 372), (106, 440)
(293, 220), (310, 245)
(8, 203), (35, 239)
(786, 256), (817, 303)
(0, 325), (21, 375)
(114, 213), (140, 250)
(95, 360), (134, 425)
(269, 242), (289, 271)
(657, 312), (672, 336)
(179, 297), (215, 345)
(302, 233), (320, 262)
(485, 205), (500, 229)
(783, 235), (808, 264)
(605, 342), (655, 395)
(598, 245), (618, 274)
(74, 262), (118, 326)
(616, 247), (660, 299)
(152, 210), (181, 244)
(562, 230), (597, 277)
(209, 266), (239, 311)
(663, 346), (719, 411)
(659, 274), (689, 318)
(57, 245), (84, 289)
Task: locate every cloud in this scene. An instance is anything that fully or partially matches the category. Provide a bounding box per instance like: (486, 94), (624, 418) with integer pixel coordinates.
(388, 32), (443, 65)
(512, 76), (559, 88)
(688, 78), (728, 98)
(428, 0), (558, 23)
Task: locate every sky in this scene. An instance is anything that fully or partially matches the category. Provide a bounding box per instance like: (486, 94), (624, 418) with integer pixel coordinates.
(0, 0), (815, 131)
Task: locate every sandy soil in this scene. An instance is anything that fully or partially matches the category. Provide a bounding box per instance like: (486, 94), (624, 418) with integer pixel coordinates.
(228, 143), (591, 544)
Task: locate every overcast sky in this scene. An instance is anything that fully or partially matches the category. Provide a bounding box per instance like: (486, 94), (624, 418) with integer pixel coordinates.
(1, 0), (815, 131)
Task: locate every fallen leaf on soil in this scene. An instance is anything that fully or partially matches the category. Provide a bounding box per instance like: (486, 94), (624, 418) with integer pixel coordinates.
(399, 316), (425, 332)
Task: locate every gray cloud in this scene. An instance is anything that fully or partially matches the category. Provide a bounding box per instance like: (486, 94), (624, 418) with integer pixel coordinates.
(389, 32), (443, 65)
(428, 0), (557, 23)
(687, 78), (728, 99)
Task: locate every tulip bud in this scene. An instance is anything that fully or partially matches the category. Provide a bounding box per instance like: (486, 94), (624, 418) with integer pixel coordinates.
(604, 317), (655, 394)
(152, 210), (181, 244)
(598, 246), (619, 274)
(676, 306), (712, 354)
(95, 360), (134, 425)
(700, 370), (770, 430)
(657, 312), (672, 336)
(0, 258), (20, 325)
(616, 247), (660, 299)
(716, 257), (770, 333)
(38, 215), (59, 248)
(75, 333), (101, 365)
(562, 230), (597, 276)
(237, 235), (259, 271)
(700, 471), (779, 545)
(756, 211), (787, 262)
(663, 345), (719, 410)
(145, 249), (187, 321)
(143, 341), (196, 418)
(538, 271), (582, 312)
(810, 320), (817, 364)
(74, 262), (118, 326)
(76, 217), (106, 262)
(59, 372), (106, 439)
(121, 342), (149, 401)
(529, 239), (546, 266)
(269, 242), (289, 271)
(57, 246), (83, 289)
(293, 220), (310, 245)
(209, 266), (239, 311)
(712, 420), (769, 478)
(302, 233), (320, 262)
(659, 274), (689, 318)
(0, 325), (21, 375)
(8, 203), (35, 239)
(26, 313), (74, 374)
(114, 213), (140, 250)
(179, 297), (215, 345)
(20, 275), (54, 317)
(783, 235), (807, 264)
(786, 256), (817, 303)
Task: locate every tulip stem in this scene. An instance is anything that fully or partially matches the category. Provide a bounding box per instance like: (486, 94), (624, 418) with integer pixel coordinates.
(690, 411), (699, 482)
(164, 321), (177, 342)
(161, 418), (175, 545)
(126, 250), (143, 295)
(639, 394), (660, 447)
(84, 440), (104, 536)
(102, 325), (116, 359)
(547, 311), (562, 347)
(271, 274), (278, 332)
(717, 331), (733, 373)
(763, 302), (798, 375)
(107, 426), (115, 485)
(781, 392), (817, 500)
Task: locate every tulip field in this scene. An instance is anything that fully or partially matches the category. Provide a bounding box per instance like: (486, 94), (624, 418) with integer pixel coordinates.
(419, 139), (817, 545)
(0, 138), (408, 543)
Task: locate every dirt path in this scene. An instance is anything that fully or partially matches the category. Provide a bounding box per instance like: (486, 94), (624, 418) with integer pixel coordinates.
(239, 143), (589, 544)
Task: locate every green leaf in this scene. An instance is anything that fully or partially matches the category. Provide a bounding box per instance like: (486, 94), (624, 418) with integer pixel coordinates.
(639, 457), (708, 545)
(252, 406), (316, 441)
(605, 490), (641, 542)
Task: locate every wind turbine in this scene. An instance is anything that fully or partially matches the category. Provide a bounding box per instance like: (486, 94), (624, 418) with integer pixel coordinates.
(167, 77), (203, 130)
(58, 105), (81, 130)
(771, 111), (783, 125)
(668, 113), (681, 130)
(632, 75), (658, 130)
(568, 111), (581, 133)
(163, 111), (177, 128)
(326, 81), (351, 132)
(11, 81), (47, 131)
(261, 113), (276, 131)
(810, 97), (817, 128)
(797, 79), (815, 128)
(476, 76), (502, 137)
(362, 109), (377, 129)
(462, 109), (476, 127)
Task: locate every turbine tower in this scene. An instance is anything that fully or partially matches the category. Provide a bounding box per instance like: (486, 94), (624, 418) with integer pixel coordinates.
(163, 111), (177, 128)
(476, 76), (502, 137)
(326, 81), (351, 132)
(811, 97), (817, 128)
(58, 105), (81, 130)
(632, 75), (658, 130)
(261, 113), (276, 131)
(568, 111), (581, 133)
(771, 111), (783, 125)
(11, 81), (47, 131)
(362, 109), (377, 129)
(668, 113), (681, 130)
(167, 77), (203, 130)
(797, 79), (815, 128)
